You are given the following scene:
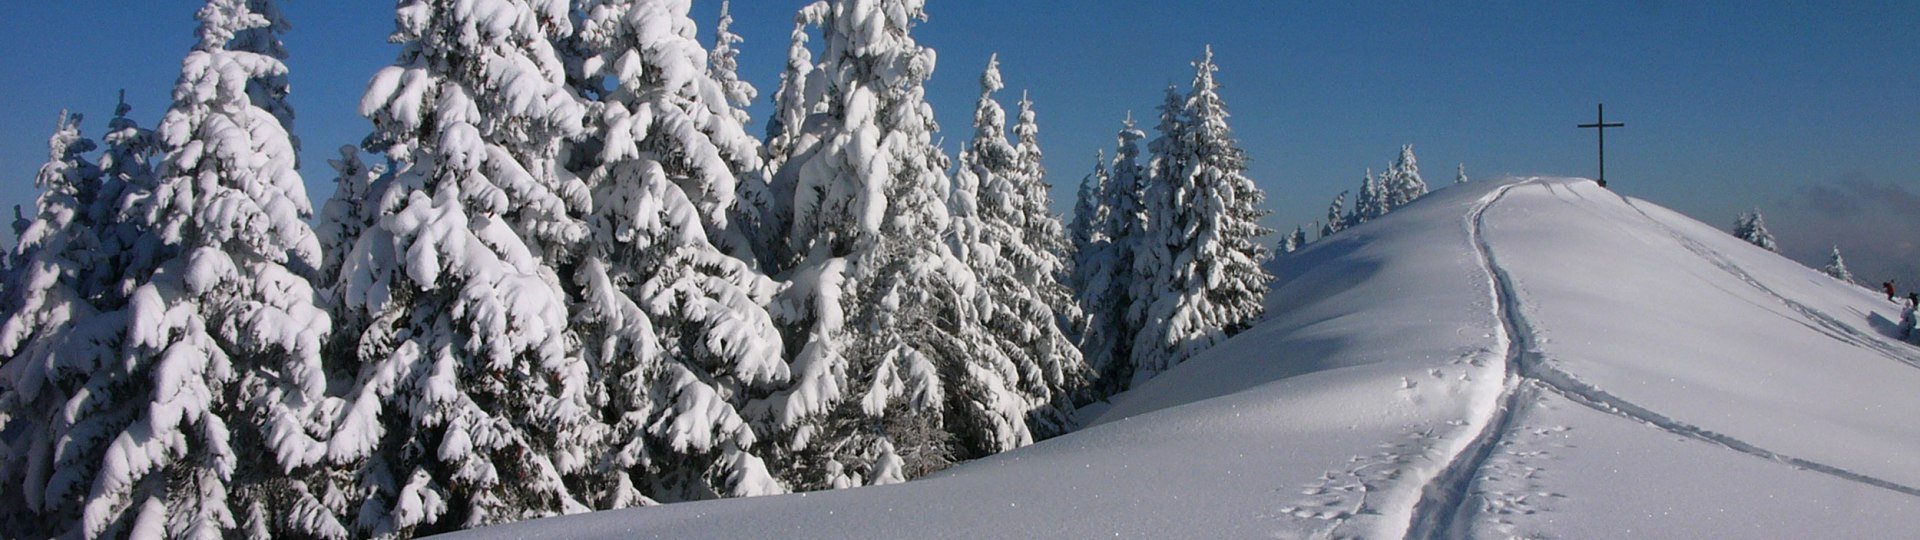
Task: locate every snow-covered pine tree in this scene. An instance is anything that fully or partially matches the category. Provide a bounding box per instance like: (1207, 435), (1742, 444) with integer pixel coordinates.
(329, 1), (597, 535)
(15, 2), (338, 537)
(761, 0), (1029, 490)
(1382, 144), (1425, 209)
(1127, 85), (1187, 385)
(1281, 226), (1308, 254)
(568, 0), (789, 506)
(752, 3), (831, 273)
(1321, 191), (1347, 237)
(954, 63), (1084, 438)
(6, 102), (168, 534)
(703, 0), (775, 264)
(1822, 246), (1857, 285)
(1077, 116), (1148, 400)
(1351, 169), (1388, 225)
(1732, 209), (1779, 253)
(1455, 162), (1468, 184)
(1130, 47), (1273, 385)
(1066, 150), (1109, 274)
(0, 112), (120, 539)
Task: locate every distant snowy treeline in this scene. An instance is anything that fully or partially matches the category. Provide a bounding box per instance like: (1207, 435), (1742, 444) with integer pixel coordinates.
(0, 1), (1273, 538)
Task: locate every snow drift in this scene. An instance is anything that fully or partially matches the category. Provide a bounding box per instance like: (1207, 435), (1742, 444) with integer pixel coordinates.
(453, 177), (1920, 539)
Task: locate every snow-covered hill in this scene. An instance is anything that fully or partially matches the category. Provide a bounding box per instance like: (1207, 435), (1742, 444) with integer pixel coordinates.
(453, 177), (1920, 539)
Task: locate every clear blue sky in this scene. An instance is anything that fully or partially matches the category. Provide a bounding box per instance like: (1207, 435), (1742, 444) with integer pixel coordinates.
(2, 1), (1917, 286)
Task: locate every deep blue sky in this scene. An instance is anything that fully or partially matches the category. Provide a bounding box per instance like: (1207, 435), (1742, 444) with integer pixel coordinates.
(3, 1), (1917, 286)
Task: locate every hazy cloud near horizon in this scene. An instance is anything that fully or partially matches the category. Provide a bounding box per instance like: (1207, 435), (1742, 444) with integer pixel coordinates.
(1768, 174), (1920, 293)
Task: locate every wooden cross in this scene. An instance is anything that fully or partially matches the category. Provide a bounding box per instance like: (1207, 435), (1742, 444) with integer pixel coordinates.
(1578, 103), (1625, 188)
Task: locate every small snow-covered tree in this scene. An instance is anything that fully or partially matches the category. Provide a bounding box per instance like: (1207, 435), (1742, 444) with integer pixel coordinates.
(1279, 225), (1308, 254)
(1821, 246), (1857, 285)
(568, 0), (790, 505)
(1732, 209), (1779, 253)
(1382, 144), (1426, 210)
(1321, 191), (1347, 237)
(1066, 150), (1109, 271)
(1455, 163), (1468, 184)
(1351, 169), (1387, 225)
(1077, 116), (1148, 399)
(1130, 47), (1273, 385)
(329, 1), (597, 535)
(751, 3), (831, 272)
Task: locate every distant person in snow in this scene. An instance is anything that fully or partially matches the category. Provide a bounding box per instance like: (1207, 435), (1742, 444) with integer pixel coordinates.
(1886, 281), (1898, 302)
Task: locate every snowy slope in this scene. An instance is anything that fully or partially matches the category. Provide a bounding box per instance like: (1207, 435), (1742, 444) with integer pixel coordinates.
(452, 177), (1920, 539)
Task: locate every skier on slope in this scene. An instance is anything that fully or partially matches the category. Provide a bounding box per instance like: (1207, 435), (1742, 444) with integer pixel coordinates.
(1886, 280), (1898, 302)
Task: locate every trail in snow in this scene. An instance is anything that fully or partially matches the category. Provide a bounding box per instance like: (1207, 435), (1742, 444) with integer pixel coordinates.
(1411, 179), (1920, 540)
(1402, 180), (1533, 540)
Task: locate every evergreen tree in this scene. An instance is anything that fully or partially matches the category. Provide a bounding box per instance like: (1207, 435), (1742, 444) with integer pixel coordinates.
(1351, 169), (1388, 225)
(707, 0), (775, 265)
(1382, 144), (1425, 209)
(1732, 209), (1779, 253)
(950, 60), (1084, 438)
(761, 0), (1023, 490)
(752, 3), (831, 273)
(1822, 246), (1856, 285)
(1455, 162), (1468, 184)
(1077, 116), (1147, 399)
(570, 0), (789, 505)
(1321, 191), (1347, 237)
(1130, 47), (1272, 385)
(328, 1), (595, 534)
(1280, 225), (1308, 254)
(126, 1), (341, 536)
(0, 112), (118, 538)
(1128, 86), (1187, 382)
(1066, 150), (1109, 272)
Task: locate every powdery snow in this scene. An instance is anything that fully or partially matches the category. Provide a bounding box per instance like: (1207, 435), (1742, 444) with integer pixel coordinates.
(452, 177), (1920, 538)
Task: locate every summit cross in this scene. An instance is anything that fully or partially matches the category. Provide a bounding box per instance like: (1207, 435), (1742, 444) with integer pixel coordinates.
(1578, 103), (1625, 188)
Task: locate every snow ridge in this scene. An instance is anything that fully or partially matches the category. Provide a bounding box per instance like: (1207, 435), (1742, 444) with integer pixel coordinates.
(1615, 197), (1920, 370)
(1413, 179), (1920, 539)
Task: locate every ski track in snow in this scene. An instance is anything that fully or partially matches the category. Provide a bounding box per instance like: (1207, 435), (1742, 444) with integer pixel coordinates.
(1401, 179), (1920, 540)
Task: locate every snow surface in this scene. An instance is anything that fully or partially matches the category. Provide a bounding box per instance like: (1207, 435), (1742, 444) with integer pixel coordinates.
(452, 177), (1920, 539)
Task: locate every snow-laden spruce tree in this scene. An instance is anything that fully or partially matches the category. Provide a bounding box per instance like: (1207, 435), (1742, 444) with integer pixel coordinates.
(1382, 144), (1425, 210)
(759, 0), (1034, 489)
(1066, 150), (1109, 271)
(9, 2), (336, 537)
(1130, 47), (1273, 385)
(2, 104), (166, 540)
(1077, 116), (1148, 399)
(707, 0), (775, 264)
(950, 58), (1084, 438)
(1321, 191), (1347, 237)
(1821, 246), (1856, 285)
(1127, 86), (1187, 381)
(1455, 163), (1468, 184)
(1351, 169), (1388, 225)
(0, 113), (122, 539)
(327, 0), (597, 535)
(751, 3), (831, 273)
(1732, 209), (1779, 253)
(1279, 225), (1307, 254)
(568, 0), (789, 506)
